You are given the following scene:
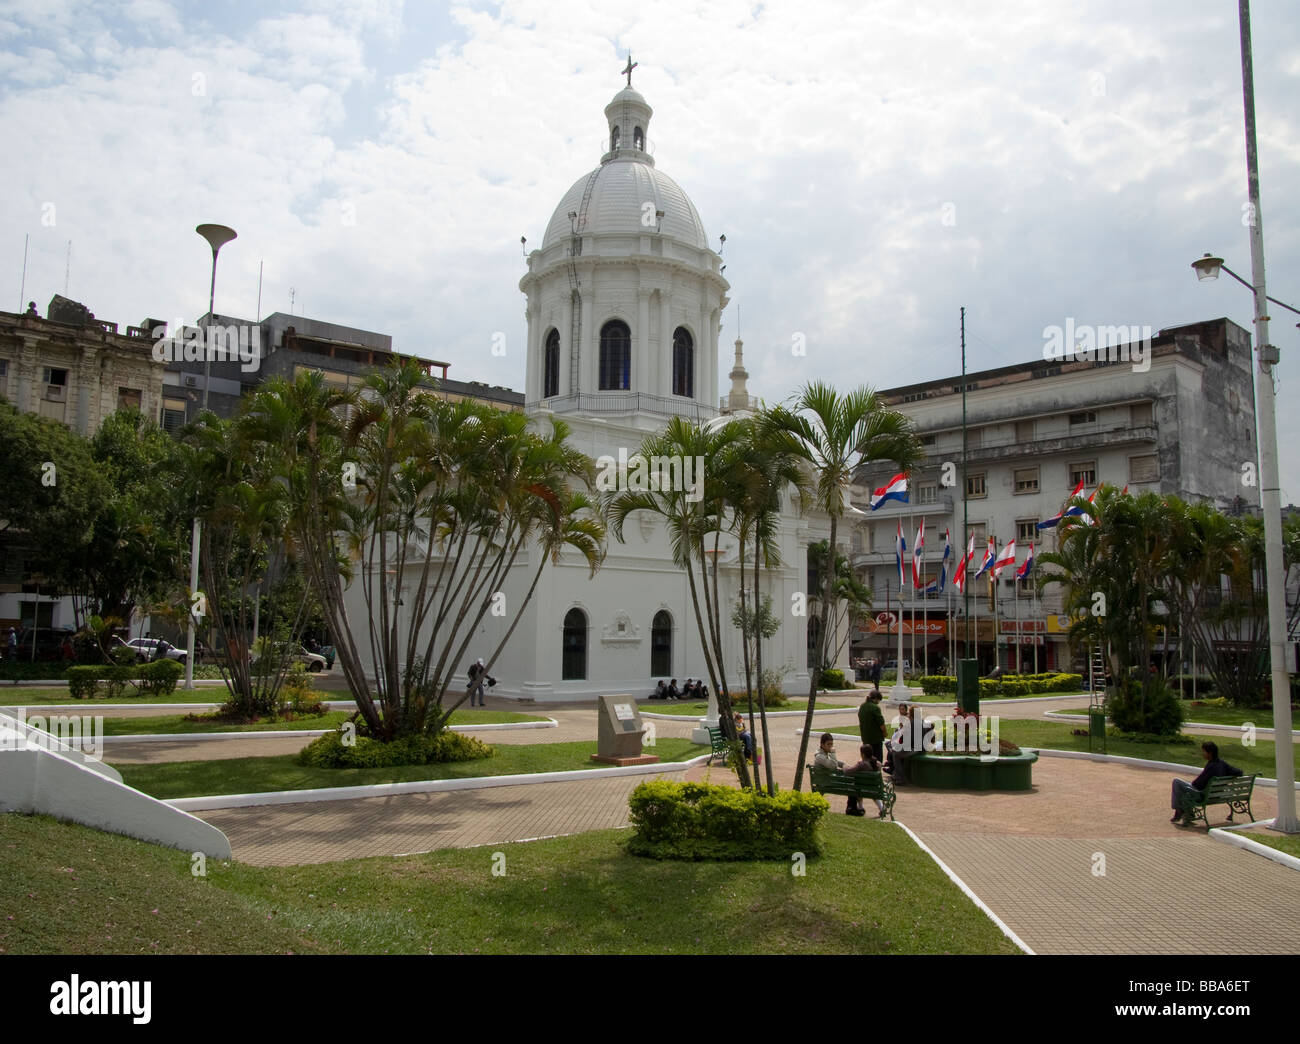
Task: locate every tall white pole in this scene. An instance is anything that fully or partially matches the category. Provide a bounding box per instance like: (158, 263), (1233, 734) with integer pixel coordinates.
(183, 516), (199, 689)
(1237, 0), (1296, 831)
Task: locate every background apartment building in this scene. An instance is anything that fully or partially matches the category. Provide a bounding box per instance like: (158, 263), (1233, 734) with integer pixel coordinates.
(851, 317), (1258, 674)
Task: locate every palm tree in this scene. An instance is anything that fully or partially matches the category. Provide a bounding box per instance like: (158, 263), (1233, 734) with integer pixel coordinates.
(767, 382), (919, 792)
(606, 416), (756, 789)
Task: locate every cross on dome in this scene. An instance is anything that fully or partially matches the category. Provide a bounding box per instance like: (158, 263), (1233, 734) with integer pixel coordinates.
(622, 54), (637, 87)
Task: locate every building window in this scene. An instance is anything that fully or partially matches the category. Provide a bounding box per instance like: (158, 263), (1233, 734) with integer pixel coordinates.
(651, 610), (672, 677)
(117, 387), (142, 412)
(633, 126), (644, 150)
(562, 608), (588, 681)
(1015, 420), (1035, 442)
(1069, 460), (1097, 488)
(1016, 519), (1037, 543)
(1069, 410), (1097, 426)
(598, 320), (631, 390)
(610, 126), (620, 150)
(1014, 467), (1039, 494)
(42, 367), (68, 401)
(1129, 454), (1159, 484)
(1131, 402), (1153, 426)
(807, 616), (821, 671)
(921, 434), (937, 446)
(543, 329), (560, 398)
(0, 358), (8, 379)
(671, 327), (694, 397)
(966, 473), (987, 499)
(162, 397), (187, 435)
(42, 367), (67, 386)
(917, 482), (937, 505)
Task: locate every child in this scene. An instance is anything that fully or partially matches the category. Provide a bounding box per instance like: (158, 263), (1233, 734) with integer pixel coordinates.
(845, 743), (886, 818)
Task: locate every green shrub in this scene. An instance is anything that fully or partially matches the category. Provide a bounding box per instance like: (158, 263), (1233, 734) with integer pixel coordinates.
(280, 662), (324, 715)
(136, 659), (183, 697)
(818, 668), (847, 690)
(625, 780), (828, 860)
(1106, 681), (1183, 738)
(0, 660), (71, 682)
(65, 664), (135, 699)
(297, 727), (493, 768)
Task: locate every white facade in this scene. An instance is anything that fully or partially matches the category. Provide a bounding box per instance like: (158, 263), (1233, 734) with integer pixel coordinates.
(348, 83), (841, 703)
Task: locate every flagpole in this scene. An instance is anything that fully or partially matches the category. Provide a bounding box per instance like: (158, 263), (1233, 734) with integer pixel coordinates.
(961, 307), (970, 665)
(909, 510), (915, 680)
(1033, 549), (1040, 674)
(1016, 563), (1022, 675)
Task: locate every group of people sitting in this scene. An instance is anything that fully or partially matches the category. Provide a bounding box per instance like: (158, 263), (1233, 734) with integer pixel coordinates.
(814, 734), (887, 818)
(649, 678), (710, 701)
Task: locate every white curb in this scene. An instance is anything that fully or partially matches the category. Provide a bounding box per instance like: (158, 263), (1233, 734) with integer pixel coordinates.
(889, 819), (1034, 955)
(1209, 820), (1300, 872)
(1042, 709), (1300, 738)
(166, 753), (712, 812)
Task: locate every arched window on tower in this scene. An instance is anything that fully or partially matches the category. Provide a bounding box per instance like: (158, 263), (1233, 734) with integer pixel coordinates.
(633, 126), (644, 150)
(651, 610), (672, 677)
(672, 327), (694, 398)
(599, 320), (631, 390)
(543, 329), (560, 398)
(610, 126), (620, 151)
(562, 608), (588, 681)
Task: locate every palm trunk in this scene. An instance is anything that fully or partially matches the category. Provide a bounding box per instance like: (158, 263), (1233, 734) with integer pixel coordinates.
(756, 538), (775, 795)
(793, 514), (837, 791)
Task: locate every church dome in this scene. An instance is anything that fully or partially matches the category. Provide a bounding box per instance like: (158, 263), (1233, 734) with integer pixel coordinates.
(541, 162), (710, 252)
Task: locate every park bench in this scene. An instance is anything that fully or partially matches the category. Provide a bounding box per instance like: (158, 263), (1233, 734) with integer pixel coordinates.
(707, 726), (731, 765)
(808, 764), (896, 820)
(1180, 773), (1257, 828)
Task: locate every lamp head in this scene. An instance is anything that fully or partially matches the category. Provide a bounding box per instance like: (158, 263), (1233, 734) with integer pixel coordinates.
(196, 223), (237, 254)
(1191, 253), (1223, 282)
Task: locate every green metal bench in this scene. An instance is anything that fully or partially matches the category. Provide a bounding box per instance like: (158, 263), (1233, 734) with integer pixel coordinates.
(808, 764), (896, 820)
(1179, 773), (1257, 828)
(707, 726), (732, 766)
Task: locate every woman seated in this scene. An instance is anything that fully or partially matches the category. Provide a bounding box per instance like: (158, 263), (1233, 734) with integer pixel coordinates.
(652, 679), (668, 700)
(844, 744), (885, 818)
(732, 713), (757, 764)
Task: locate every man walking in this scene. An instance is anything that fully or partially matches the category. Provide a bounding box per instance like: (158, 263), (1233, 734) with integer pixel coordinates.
(467, 658), (494, 708)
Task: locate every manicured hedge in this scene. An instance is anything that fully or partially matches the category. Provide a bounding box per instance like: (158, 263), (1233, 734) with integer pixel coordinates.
(819, 668), (849, 690)
(626, 780), (829, 861)
(918, 672), (1083, 697)
(66, 660), (184, 699)
(296, 727), (493, 768)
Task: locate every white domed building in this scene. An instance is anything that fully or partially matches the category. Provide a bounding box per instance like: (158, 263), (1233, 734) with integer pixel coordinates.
(468, 76), (846, 705)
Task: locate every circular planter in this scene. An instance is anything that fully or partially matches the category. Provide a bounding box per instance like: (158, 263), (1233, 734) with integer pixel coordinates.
(908, 750), (1039, 791)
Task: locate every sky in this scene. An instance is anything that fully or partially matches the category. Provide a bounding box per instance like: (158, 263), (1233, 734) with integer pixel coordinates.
(2, 0), (1298, 494)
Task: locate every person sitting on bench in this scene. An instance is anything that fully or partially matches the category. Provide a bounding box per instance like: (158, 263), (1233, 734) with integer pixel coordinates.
(844, 743), (884, 818)
(733, 713), (756, 764)
(1171, 740), (1243, 825)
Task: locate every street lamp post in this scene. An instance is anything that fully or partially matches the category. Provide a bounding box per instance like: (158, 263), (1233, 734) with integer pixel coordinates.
(183, 224), (237, 690)
(1188, 0), (1299, 833)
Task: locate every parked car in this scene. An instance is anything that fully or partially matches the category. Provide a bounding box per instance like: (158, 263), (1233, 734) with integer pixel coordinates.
(270, 643), (327, 672)
(14, 627), (75, 661)
(118, 637), (187, 666)
(883, 658), (912, 676)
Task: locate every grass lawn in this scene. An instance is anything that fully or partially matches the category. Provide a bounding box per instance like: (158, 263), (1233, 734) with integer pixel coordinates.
(0, 812), (1021, 954)
(639, 699), (851, 716)
(1240, 830), (1300, 860)
(0, 685), (230, 706)
(832, 718), (1297, 777)
(1053, 702), (1281, 729)
(116, 738), (707, 799)
(75, 708), (544, 736)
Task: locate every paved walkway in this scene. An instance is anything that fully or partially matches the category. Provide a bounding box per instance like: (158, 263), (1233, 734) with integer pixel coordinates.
(88, 691), (1300, 953)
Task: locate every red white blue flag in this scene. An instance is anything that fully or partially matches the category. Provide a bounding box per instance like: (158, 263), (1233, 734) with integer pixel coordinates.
(1016, 541), (1035, 580)
(895, 520), (906, 586)
(1037, 479), (1085, 530)
(912, 518), (925, 590)
(938, 528), (951, 593)
(871, 473), (909, 511)
(974, 537), (996, 578)
(954, 534), (975, 593)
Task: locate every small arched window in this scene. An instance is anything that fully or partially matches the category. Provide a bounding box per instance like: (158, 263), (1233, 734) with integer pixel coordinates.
(599, 320), (631, 390)
(651, 610), (672, 677)
(543, 329), (560, 398)
(671, 326), (694, 398)
(563, 608), (588, 681)
(610, 126), (620, 150)
(633, 126), (644, 150)
(807, 616), (822, 672)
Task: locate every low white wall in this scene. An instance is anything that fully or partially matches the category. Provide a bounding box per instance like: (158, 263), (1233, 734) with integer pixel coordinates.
(0, 716), (231, 859)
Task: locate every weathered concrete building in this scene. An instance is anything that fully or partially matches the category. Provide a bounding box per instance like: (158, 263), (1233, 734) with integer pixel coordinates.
(852, 317), (1258, 673)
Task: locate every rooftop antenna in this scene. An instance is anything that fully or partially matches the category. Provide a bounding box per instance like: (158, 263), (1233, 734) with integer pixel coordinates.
(520, 235), (527, 259)
(64, 240), (71, 295)
(289, 286), (296, 315)
(255, 259), (263, 321)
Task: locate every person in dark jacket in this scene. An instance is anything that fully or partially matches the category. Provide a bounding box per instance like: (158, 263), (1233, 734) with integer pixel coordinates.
(1171, 740), (1243, 824)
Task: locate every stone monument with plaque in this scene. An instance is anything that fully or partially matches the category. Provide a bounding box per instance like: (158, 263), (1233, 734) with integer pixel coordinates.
(591, 694), (660, 766)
